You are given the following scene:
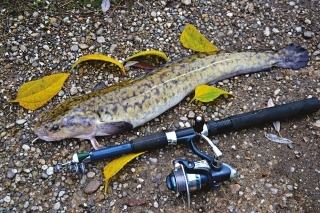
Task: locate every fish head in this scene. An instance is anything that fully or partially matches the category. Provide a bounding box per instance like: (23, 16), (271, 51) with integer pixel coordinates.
(34, 110), (98, 142)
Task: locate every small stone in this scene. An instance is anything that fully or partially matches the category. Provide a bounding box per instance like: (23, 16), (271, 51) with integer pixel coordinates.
(230, 184), (241, 194)
(58, 191), (65, 197)
(181, 0), (191, 5)
(97, 36), (106, 43)
(96, 28), (104, 35)
(289, 1), (295, 6)
(131, 168), (136, 173)
(317, 43), (320, 49)
(53, 202), (60, 210)
(303, 31), (314, 38)
(109, 44), (117, 53)
(33, 12), (39, 17)
(154, 201), (159, 208)
(110, 200), (115, 207)
(180, 116), (188, 121)
(305, 19), (311, 24)
(188, 111), (195, 118)
(46, 167), (54, 175)
(16, 119), (27, 124)
(274, 88), (280, 96)
(151, 11), (157, 17)
(6, 171), (16, 179)
(22, 144), (30, 151)
(270, 188), (278, 195)
(70, 86), (78, 96)
(79, 43), (89, 49)
(295, 27), (302, 32)
(149, 158), (158, 164)
(71, 44), (79, 52)
(24, 201), (29, 208)
(264, 27), (270, 36)
(272, 28), (279, 33)
(287, 185), (293, 191)
(43, 45), (50, 50)
(4, 196), (11, 203)
(84, 180), (101, 194)
(87, 171), (95, 178)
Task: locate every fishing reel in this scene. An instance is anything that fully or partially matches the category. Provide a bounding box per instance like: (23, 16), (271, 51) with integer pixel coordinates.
(166, 116), (237, 207)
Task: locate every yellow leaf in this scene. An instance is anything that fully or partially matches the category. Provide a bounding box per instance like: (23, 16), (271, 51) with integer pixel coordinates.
(190, 84), (234, 103)
(10, 73), (70, 110)
(125, 50), (169, 62)
(104, 152), (145, 195)
(70, 54), (126, 75)
(180, 24), (219, 53)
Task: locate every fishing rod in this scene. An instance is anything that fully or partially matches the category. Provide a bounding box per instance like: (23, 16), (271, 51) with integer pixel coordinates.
(55, 97), (319, 174)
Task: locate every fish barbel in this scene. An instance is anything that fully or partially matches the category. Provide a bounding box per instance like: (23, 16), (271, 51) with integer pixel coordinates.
(34, 44), (308, 149)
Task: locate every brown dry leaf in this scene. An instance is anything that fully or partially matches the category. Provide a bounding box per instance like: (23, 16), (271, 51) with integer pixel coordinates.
(10, 73), (70, 110)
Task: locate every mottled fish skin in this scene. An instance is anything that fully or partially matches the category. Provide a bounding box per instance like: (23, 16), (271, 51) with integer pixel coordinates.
(34, 44), (308, 149)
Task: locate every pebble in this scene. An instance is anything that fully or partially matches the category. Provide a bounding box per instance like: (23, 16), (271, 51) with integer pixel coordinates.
(295, 27), (302, 32)
(97, 36), (106, 43)
(188, 111), (195, 118)
(264, 27), (270, 36)
(70, 44), (79, 52)
(154, 201), (159, 208)
(46, 167), (54, 175)
(53, 202), (61, 210)
(230, 184), (241, 194)
(270, 188), (278, 195)
(272, 28), (279, 33)
(110, 200), (115, 207)
(303, 31), (314, 38)
(4, 196), (11, 203)
(87, 171), (96, 178)
(84, 180), (101, 194)
(79, 44), (89, 49)
(151, 11), (157, 17)
(43, 45), (50, 50)
(6, 171), (15, 179)
(16, 119), (27, 125)
(22, 144), (30, 151)
(181, 0), (191, 5)
(149, 158), (158, 164)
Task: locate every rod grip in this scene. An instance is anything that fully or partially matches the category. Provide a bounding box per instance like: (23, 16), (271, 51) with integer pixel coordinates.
(207, 98), (320, 135)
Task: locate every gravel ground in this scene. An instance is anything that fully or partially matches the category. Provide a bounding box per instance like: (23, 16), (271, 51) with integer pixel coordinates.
(1, 0), (320, 212)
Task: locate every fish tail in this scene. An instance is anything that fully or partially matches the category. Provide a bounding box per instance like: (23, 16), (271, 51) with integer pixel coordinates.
(274, 44), (309, 70)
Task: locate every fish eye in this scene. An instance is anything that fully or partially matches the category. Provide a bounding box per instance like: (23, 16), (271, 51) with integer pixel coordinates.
(52, 124), (59, 131)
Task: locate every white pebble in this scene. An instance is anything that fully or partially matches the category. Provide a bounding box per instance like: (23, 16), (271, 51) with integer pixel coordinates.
(179, 122), (185, 128)
(136, 184), (142, 189)
(149, 158), (158, 164)
(16, 119), (27, 125)
(295, 27), (302, 32)
(43, 45), (50, 50)
(131, 168), (136, 173)
(87, 171), (96, 178)
(42, 165), (48, 170)
(97, 36), (106, 43)
(53, 202), (61, 210)
(264, 27), (270, 36)
(274, 88), (280, 96)
(272, 28), (280, 33)
(46, 167), (54, 175)
(4, 196), (11, 203)
(154, 201), (159, 208)
(22, 144), (30, 151)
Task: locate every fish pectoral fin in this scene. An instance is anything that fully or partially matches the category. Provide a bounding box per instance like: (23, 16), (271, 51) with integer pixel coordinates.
(97, 121), (133, 135)
(90, 138), (104, 150)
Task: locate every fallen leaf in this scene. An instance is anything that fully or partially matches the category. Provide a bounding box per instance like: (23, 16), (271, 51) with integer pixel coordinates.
(180, 24), (219, 52)
(101, 0), (110, 13)
(125, 50), (169, 63)
(265, 134), (293, 144)
(10, 73), (70, 110)
(190, 84), (234, 103)
(70, 54), (126, 75)
(267, 98), (281, 136)
(131, 61), (158, 70)
(104, 152), (145, 195)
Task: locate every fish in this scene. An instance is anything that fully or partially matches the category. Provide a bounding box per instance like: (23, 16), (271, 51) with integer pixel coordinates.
(34, 44), (308, 150)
